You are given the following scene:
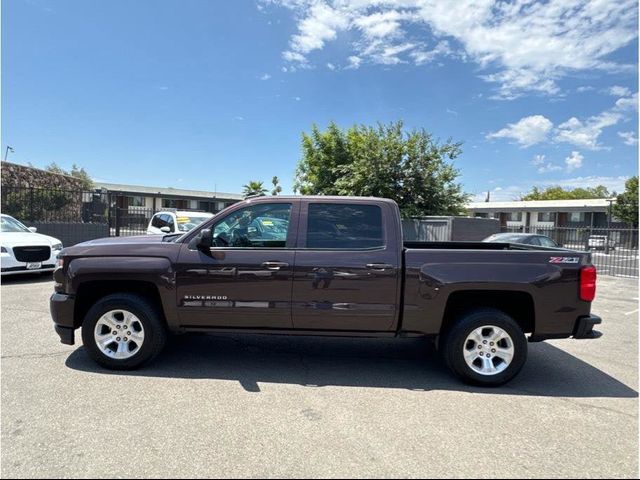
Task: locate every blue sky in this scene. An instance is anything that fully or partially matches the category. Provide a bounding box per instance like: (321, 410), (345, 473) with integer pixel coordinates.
(2, 0), (638, 200)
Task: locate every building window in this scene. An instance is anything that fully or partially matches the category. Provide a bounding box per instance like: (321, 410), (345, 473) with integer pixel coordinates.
(569, 212), (585, 222)
(537, 212), (556, 222)
(506, 212), (523, 222)
(474, 213), (488, 218)
(162, 199), (188, 209)
(127, 196), (145, 207)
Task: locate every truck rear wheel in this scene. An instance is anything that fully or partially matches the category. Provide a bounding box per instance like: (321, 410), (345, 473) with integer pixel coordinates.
(81, 293), (167, 370)
(441, 308), (527, 387)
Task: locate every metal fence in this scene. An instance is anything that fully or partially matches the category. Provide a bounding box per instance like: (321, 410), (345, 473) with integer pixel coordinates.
(501, 225), (639, 278)
(2, 186), (638, 277)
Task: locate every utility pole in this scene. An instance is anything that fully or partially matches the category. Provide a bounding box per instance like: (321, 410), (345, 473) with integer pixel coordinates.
(4, 146), (14, 161)
(605, 199), (614, 254)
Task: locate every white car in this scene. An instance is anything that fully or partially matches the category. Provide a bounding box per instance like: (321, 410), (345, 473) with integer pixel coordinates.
(0, 214), (63, 275)
(588, 235), (616, 251)
(146, 211), (214, 235)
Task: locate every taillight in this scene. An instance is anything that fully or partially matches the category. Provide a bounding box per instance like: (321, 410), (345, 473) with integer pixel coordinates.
(580, 266), (597, 302)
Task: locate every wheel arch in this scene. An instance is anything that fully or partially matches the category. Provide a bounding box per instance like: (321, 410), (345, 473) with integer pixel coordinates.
(441, 290), (535, 337)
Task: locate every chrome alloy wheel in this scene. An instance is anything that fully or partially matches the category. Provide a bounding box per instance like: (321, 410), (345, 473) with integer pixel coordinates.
(93, 310), (145, 360)
(463, 325), (515, 376)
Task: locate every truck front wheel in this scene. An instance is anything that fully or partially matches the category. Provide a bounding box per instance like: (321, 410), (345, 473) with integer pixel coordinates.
(441, 308), (527, 387)
(81, 293), (167, 370)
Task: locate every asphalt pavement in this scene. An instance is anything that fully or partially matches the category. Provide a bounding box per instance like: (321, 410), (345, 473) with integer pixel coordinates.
(1, 274), (638, 478)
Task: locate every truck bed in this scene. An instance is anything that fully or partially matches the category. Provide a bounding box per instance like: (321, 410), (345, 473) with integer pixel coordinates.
(403, 241), (565, 251)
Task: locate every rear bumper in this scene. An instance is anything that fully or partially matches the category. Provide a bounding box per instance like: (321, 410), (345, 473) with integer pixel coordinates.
(573, 314), (603, 339)
(50, 293), (76, 345)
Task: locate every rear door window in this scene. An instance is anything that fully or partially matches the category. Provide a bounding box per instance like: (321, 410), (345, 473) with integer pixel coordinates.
(306, 203), (383, 249)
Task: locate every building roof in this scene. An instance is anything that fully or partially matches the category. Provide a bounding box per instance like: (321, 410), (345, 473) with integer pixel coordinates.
(467, 198), (615, 213)
(94, 182), (244, 200)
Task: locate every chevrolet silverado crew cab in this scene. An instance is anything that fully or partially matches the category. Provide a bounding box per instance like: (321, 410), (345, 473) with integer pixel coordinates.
(50, 196), (602, 386)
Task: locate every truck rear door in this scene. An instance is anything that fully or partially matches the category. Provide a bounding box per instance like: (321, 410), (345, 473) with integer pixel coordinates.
(291, 200), (401, 332)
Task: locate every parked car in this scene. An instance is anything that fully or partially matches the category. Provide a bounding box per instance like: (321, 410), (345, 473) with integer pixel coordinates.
(147, 211), (213, 235)
(587, 235), (615, 251)
(483, 232), (560, 248)
(51, 196), (601, 387)
(0, 214), (63, 275)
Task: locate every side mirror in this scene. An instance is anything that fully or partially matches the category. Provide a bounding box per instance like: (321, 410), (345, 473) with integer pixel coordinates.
(28, 227), (37, 233)
(160, 226), (171, 233)
(188, 228), (213, 251)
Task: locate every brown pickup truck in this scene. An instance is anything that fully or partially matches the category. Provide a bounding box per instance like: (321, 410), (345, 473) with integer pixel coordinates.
(50, 196), (602, 386)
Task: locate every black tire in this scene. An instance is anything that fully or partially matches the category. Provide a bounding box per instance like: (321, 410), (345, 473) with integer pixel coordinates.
(441, 308), (527, 387)
(81, 293), (167, 370)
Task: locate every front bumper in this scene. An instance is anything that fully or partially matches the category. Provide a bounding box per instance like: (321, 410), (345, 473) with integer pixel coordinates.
(50, 293), (76, 345)
(1, 250), (60, 275)
(573, 314), (603, 339)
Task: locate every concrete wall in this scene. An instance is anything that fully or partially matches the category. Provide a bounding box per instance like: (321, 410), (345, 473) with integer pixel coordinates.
(402, 217), (500, 242)
(451, 217), (500, 241)
(25, 222), (110, 247)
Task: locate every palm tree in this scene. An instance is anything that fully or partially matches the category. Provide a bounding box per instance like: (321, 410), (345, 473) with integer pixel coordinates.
(242, 181), (268, 198)
(271, 176), (282, 196)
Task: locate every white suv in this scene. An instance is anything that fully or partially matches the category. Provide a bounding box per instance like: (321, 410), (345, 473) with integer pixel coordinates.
(146, 211), (214, 235)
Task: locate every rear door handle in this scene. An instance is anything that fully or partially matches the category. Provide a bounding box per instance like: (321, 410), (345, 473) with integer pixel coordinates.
(261, 261), (289, 270)
(366, 263), (395, 270)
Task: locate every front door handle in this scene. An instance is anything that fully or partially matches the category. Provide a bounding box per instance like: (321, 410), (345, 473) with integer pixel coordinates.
(261, 261), (289, 270)
(366, 263), (395, 270)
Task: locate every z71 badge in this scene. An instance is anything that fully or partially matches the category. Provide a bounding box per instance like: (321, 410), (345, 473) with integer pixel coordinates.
(549, 256), (580, 264)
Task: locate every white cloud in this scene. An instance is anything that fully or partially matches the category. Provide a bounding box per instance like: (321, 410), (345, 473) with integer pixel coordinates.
(286, 2), (349, 55)
(545, 175), (628, 192)
(490, 92), (637, 150)
(347, 55), (362, 69)
(531, 154), (546, 166)
(538, 163), (563, 174)
(531, 154), (562, 173)
(577, 86), (595, 93)
(486, 115), (553, 147)
(555, 110), (623, 150)
(259, 73), (272, 80)
(618, 131), (639, 146)
(326, 62), (336, 70)
(565, 151), (584, 172)
(608, 85), (632, 97)
(615, 92), (638, 111)
(293, 96), (301, 101)
(411, 41), (453, 66)
(234, 116), (244, 121)
(270, 0), (638, 98)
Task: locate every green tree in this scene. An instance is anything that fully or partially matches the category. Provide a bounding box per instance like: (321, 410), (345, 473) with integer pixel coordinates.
(294, 121), (469, 217)
(612, 176), (638, 227)
(45, 162), (93, 189)
(271, 176), (282, 196)
(242, 181), (268, 198)
(521, 185), (612, 200)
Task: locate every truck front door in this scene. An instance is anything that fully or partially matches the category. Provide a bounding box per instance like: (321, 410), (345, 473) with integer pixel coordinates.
(176, 200), (299, 329)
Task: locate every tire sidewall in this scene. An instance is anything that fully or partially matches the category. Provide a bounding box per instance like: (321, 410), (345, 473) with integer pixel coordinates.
(81, 295), (164, 370)
(445, 310), (527, 387)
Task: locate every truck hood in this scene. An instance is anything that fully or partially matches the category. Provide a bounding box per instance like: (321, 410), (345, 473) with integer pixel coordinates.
(61, 234), (182, 260)
(76, 235), (167, 247)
